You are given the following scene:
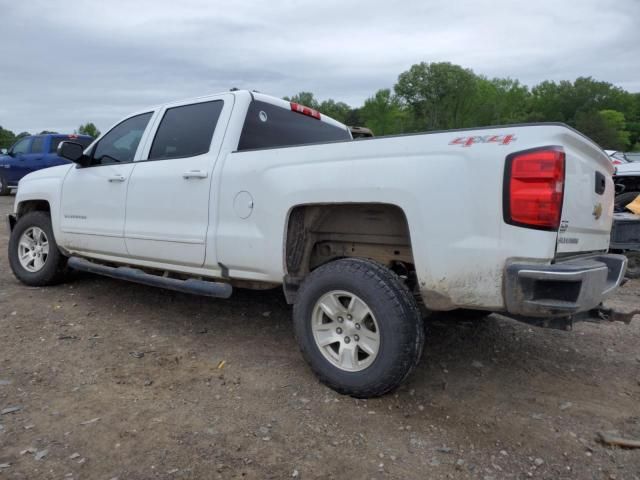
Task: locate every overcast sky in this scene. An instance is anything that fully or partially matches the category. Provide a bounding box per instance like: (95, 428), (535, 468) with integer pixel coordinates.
(0, 0), (638, 134)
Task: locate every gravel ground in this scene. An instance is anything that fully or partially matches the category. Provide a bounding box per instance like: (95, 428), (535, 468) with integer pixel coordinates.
(0, 195), (639, 480)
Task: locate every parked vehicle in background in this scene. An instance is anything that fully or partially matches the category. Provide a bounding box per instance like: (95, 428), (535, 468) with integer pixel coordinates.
(0, 134), (94, 195)
(349, 126), (374, 139)
(605, 149), (630, 165)
(613, 161), (640, 212)
(6, 90), (631, 397)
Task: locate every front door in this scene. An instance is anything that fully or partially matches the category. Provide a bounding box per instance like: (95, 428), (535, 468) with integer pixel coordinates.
(6, 137), (32, 185)
(19, 136), (45, 176)
(124, 95), (231, 267)
(59, 112), (153, 256)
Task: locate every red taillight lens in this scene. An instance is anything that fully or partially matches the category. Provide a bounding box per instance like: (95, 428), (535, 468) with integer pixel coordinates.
(290, 102), (321, 120)
(504, 147), (565, 230)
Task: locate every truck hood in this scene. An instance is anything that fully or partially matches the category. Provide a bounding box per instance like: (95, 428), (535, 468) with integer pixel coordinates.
(614, 162), (640, 177)
(19, 164), (74, 185)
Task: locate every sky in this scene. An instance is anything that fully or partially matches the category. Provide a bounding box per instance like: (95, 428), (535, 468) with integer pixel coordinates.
(0, 0), (638, 134)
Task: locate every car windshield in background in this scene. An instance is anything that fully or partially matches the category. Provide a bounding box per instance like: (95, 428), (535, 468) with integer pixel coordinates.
(237, 100), (350, 151)
(50, 136), (93, 153)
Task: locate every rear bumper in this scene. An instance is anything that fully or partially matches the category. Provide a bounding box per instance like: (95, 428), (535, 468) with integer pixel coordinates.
(504, 254), (627, 317)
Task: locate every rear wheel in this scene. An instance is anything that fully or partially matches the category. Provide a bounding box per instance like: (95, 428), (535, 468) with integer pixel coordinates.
(0, 175), (10, 196)
(8, 211), (68, 286)
(293, 258), (424, 398)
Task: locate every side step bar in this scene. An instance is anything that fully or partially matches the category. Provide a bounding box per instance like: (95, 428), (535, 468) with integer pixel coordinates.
(68, 256), (233, 299)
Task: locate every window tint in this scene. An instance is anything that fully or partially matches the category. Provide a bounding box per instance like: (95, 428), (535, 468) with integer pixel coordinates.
(92, 113), (152, 166)
(50, 136), (93, 154)
(149, 101), (223, 160)
(12, 137), (31, 154)
(30, 136), (44, 154)
(237, 100), (351, 151)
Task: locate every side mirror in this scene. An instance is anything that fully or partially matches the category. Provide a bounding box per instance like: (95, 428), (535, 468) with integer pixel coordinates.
(57, 141), (88, 166)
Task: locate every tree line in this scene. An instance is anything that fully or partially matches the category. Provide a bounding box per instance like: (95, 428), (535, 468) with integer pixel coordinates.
(2, 62), (638, 151)
(0, 123), (100, 150)
(286, 62), (640, 151)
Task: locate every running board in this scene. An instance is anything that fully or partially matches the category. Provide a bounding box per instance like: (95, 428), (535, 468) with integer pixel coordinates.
(67, 256), (233, 299)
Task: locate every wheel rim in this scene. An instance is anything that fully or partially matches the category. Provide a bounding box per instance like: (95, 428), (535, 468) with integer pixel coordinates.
(18, 227), (49, 272)
(311, 290), (380, 372)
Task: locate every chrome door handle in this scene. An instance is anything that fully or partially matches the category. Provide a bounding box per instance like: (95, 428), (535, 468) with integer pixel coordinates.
(183, 170), (208, 179)
(108, 175), (126, 183)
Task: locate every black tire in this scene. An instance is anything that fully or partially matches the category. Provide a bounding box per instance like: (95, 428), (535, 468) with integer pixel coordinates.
(0, 174), (10, 196)
(8, 211), (68, 286)
(625, 252), (640, 279)
(293, 258), (425, 398)
(615, 191), (640, 212)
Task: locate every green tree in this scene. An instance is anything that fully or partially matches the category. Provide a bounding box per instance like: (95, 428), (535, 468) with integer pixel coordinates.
(78, 122), (100, 138)
(575, 110), (630, 150)
(394, 62), (478, 131)
(16, 132), (30, 139)
(359, 89), (407, 135)
(470, 77), (530, 126)
(0, 126), (16, 150)
(39, 130), (58, 134)
(318, 99), (352, 124)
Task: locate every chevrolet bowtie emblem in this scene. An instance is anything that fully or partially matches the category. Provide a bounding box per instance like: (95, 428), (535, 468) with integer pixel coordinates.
(592, 203), (603, 220)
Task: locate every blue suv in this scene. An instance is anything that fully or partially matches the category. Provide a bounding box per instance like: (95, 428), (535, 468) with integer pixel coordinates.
(0, 134), (94, 195)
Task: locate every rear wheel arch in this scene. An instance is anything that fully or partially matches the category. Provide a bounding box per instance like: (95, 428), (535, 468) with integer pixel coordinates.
(282, 203), (417, 303)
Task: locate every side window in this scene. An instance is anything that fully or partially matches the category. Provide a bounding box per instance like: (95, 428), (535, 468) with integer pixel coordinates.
(30, 137), (44, 154)
(11, 137), (31, 155)
(148, 100), (223, 160)
(91, 113), (152, 166)
(237, 100), (351, 151)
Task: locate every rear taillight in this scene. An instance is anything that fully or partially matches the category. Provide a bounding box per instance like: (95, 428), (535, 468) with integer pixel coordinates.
(290, 102), (321, 120)
(504, 147), (565, 231)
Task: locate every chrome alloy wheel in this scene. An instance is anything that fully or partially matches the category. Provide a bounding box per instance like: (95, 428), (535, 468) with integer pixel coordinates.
(18, 226), (49, 272)
(311, 290), (380, 372)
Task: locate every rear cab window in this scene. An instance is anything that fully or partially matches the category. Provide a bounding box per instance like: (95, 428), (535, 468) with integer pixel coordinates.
(148, 100), (223, 160)
(237, 99), (351, 151)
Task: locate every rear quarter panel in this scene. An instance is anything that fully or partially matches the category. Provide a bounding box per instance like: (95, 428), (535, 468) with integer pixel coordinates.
(215, 126), (564, 310)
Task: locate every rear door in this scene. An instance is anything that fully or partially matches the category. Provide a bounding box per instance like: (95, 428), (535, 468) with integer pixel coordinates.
(556, 131), (615, 254)
(124, 94), (233, 267)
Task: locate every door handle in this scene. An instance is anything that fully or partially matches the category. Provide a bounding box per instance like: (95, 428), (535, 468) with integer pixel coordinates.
(183, 170), (208, 179)
(108, 175), (126, 183)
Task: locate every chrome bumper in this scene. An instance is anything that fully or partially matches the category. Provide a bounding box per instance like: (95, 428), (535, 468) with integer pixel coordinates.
(504, 254), (627, 317)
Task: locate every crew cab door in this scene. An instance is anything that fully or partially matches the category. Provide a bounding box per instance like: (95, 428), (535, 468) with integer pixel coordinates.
(59, 112), (154, 256)
(124, 94), (232, 267)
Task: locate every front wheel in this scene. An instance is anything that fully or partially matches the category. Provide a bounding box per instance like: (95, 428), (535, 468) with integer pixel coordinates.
(0, 175), (10, 196)
(293, 258), (424, 398)
(8, 211), (68, 286)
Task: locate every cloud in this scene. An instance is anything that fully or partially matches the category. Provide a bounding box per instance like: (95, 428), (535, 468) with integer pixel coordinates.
(0, 0), (638, 133)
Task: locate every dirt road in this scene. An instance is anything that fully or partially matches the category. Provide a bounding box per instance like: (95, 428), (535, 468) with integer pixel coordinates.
(0, 195), (639, 479)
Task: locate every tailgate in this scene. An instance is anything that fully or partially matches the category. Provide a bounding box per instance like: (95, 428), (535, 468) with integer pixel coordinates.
(556, 130), (615, 254)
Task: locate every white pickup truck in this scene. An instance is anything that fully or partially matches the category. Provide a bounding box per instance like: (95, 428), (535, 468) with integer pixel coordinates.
(7, 90), (628, 397)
